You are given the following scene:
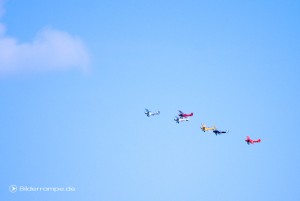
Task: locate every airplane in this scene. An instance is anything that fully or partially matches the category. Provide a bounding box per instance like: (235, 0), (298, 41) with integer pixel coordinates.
(245, 136), (261, 145)
(174, 116), (189, 123)
(178, 110), (193, 118)
(145, 109), (160, 117)
(213, 129), (229, 135)
(201, 123), (216, 132)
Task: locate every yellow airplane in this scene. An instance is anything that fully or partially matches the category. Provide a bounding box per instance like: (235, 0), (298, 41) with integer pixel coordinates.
(201, 123), (216, 132)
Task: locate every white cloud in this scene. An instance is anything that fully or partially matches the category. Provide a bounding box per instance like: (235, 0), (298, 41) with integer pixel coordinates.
(0, 1), (90, 75)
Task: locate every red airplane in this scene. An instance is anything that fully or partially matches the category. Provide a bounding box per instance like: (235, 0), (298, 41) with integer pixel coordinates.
(245, 136), (261, 145)
(178, 110), (193, 118)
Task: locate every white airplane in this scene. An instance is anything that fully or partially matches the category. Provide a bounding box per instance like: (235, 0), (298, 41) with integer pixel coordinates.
(145, 109), (160, 117)
(174, 116), (189, 123)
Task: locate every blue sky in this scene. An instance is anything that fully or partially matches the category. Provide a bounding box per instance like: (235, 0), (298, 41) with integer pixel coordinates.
(1, 0), (300, 201)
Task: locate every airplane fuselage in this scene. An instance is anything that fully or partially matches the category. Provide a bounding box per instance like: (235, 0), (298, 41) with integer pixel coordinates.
(245, 138), (261, 144)
(201, 127), (216, 132)
(175, 117), (189, 123)
(179, 113), (193, 118)
(145, 111), (160, 117)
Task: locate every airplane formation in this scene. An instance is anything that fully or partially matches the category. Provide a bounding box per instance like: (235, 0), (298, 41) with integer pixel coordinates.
(145, 109), (261, 145)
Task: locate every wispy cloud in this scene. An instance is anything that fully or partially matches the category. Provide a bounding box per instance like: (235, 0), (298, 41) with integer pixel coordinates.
(0, 1), (90, 75)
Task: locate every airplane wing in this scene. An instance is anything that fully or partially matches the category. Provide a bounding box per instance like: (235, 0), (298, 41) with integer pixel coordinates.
(178, 110), (183, 114)
(145, 109), (150, 112)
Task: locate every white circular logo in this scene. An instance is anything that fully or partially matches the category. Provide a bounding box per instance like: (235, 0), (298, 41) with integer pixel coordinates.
(9, 185), (17, 193)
